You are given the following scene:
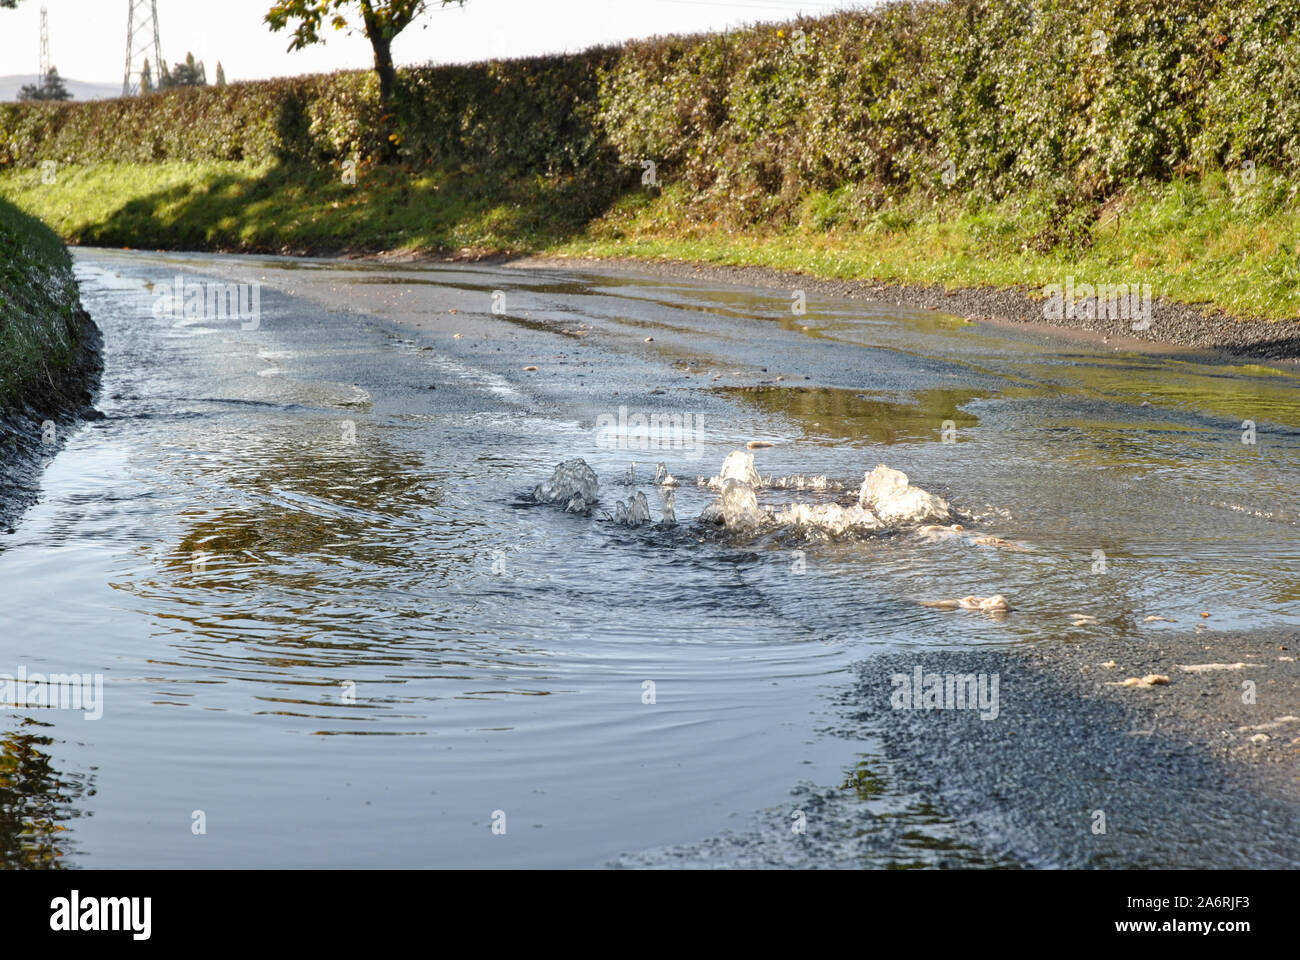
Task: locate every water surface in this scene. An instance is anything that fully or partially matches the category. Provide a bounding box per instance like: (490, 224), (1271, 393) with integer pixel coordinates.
(3, 249), (1298, 868)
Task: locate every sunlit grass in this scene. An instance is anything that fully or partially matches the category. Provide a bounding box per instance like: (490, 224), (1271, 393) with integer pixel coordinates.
(3, 160), (1299, 322)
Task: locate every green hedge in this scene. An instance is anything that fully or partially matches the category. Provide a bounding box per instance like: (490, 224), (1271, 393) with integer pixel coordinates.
(0, 72), (385, 166)
(2, 0), (1298, 220)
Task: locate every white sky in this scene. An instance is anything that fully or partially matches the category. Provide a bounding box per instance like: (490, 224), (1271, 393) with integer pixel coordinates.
(0, 0), (869, 84)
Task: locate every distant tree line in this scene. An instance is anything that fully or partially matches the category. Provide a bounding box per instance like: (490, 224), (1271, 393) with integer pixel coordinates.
(2, 1), (227, 97)
(18, 67), (71, 101)
(140, 53), (227, 92)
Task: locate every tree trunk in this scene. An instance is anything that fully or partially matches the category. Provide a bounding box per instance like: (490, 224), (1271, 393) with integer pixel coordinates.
(371, 35), (396, 109)
(370, 34), (397, 160)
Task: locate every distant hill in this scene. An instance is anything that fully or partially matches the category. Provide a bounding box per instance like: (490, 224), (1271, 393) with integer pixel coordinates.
(0, 75), (124, 103)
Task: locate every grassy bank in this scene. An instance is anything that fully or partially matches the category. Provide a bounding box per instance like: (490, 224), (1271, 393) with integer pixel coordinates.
(0, 194), (90, 413)
(3, 159), (1299, 323)
(3, 0), (1299, 326)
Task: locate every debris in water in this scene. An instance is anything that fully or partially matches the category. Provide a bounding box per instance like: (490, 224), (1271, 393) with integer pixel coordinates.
(746, 440), (774, 449)
(1110, 674), (1170, 688)
(1100, 660), (1118, 669)
(1143, 615), (1177, 623)
(922, 595), (1012, 612)
(1237, 716), (1299, 733)
(1177, 662), (1262, 673)
(523, 365), (538, 371)
(533, 459), (599, 508)
(918, 523), (965, 538)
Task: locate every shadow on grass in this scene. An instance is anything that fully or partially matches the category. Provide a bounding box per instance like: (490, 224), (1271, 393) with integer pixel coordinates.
(78, 158), (634, 257)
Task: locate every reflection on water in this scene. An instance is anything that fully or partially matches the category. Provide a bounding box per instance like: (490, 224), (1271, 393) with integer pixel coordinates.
(716, 385), (983, 444)
(0, 722), (92, 869)
(4, 249), (1300, 868)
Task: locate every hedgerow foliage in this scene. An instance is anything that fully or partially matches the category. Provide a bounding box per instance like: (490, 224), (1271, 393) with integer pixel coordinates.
(2, 0), (1297, 223)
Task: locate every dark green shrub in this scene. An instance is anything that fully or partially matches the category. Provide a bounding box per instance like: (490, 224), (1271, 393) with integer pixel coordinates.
(2, 0), (1296, 235)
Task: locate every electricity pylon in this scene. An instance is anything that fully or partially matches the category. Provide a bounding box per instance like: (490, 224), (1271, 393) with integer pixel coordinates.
(39, 5), (50, 78)
(122, 0), (163, 97)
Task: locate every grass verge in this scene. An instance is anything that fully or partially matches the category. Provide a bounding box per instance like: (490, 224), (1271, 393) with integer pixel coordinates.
(0, 194), (87, 412)
(2, 161), (1299, 324)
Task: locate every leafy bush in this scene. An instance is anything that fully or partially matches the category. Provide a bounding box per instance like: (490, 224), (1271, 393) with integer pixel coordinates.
(2, 0), (1297, 230)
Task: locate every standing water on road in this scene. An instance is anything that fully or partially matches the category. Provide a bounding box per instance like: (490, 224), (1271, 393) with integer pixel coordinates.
(3, 249), (1299, 868)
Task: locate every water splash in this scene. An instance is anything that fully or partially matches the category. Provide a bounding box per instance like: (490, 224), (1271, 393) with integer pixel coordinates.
(768, 474), (843, 492)
(535, 453), (955, 539)
(654, 462), (681, 488)
(696, 452), (952, 538)
(699, 477), (768, 530)
(856, 465), (951, 525)
(769, 501), (882, 538)
(718, 450), (762, 487)
(697, 453), (843, 493)
(614, 490), (652, 527)
(533, 458), (599, 512)
(658, 488), (677, 527)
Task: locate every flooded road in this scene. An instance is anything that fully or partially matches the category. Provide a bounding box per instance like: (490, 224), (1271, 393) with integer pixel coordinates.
(3, 248), (1300, 868)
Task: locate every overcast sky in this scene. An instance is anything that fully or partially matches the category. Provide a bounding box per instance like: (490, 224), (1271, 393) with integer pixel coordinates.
(0, 0), (868, 85)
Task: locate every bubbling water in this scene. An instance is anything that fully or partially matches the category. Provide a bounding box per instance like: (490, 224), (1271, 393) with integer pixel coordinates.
(535, 453), (956, 540)
(614, 490), (652, 527)
(533, 458), (600, 513)
(694, 453), (961, 540)
(856, 465), (951, 525)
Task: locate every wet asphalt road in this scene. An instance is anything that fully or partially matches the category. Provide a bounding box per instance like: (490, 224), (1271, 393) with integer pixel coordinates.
(11, 246), (1297, 868)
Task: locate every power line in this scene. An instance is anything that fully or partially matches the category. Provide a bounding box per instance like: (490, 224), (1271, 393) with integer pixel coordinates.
(122, 0), (163, 97)
(38, 5), (49, 77)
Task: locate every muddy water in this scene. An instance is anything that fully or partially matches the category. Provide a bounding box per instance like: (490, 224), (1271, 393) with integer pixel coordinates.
(2, 249), (1299, 868)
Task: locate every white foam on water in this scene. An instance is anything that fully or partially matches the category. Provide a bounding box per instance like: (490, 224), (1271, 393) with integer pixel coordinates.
(536, 452), (959, 541)
(696, 452), (950, 538)
(697, 452), (843, 494)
